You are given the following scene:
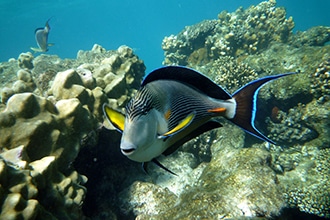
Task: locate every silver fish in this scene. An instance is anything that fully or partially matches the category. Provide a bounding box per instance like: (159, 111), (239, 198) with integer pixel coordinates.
(103, 66), (296, 174)
(31, 18), (54, 53)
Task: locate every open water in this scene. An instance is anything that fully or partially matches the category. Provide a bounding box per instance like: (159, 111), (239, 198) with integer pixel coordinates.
(0, 0), (329, 71)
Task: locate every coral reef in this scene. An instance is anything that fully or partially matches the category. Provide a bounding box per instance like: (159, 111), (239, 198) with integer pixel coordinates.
(194, 56), (259, 93)
(162, 0), (294, 66)
(157, 1), (329, 218)
(0, 44), (146, 218)
(0, 93), (89, 219)
(119, 181), (178, 217)
(18, 52), (34, 70)
(309, 59), (330, 103)
(266, 104), (318, 145)
(0, 93), (91, 219)
(1, 44), (145, 107)
(0, 0), (329, 218)
(119, 129), (285, 219)
(289, 26), (330, 47)
(162, 20), (218, 66)
(276, 147), (330, 218)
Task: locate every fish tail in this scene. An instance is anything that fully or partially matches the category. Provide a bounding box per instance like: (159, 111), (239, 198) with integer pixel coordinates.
(230, 72), (296, 144)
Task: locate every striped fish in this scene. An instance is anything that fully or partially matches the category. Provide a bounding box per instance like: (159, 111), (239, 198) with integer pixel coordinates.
(103, 66), (296, 174)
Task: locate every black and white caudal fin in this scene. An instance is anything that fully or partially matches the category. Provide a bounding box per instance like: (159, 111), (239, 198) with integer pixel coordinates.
(230, 72), (296, 145)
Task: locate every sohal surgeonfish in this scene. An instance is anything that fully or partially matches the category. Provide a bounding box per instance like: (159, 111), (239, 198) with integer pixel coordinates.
(31, 18), (54, 53)
(103, 66), (296, 174)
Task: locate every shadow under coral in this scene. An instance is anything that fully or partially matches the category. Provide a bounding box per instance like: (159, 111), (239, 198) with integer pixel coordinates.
(73, 128), (145, 219)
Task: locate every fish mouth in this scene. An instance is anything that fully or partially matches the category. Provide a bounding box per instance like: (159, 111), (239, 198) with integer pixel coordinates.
(120, 142), (136, 156)
(121, 148), (135, 155)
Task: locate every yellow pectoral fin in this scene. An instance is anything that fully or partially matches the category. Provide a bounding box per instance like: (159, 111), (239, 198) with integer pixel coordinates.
(103, 104), (125, 132)
(160, 112), (195, 138)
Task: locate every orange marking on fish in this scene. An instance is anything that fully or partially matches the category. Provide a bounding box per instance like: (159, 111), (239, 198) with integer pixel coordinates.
(207, 107), (226, 114)
(164, 109), (171, 120)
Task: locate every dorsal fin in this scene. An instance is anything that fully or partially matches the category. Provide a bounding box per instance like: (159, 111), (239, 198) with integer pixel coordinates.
(142, 66), (232, 100)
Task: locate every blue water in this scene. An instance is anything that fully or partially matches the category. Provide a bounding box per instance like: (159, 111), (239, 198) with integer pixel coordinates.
(0, 0), (329, 71)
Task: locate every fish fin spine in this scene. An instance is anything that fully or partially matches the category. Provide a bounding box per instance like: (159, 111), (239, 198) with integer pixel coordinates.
(207, 107), (226, 115)
(230, 72), (296, 144)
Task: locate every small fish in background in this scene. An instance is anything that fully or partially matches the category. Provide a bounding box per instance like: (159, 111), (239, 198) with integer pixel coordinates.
(30, 18), (54, 53)
(103, 66), (296, 175)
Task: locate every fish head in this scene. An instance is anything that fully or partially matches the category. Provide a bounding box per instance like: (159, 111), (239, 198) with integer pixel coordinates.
(103, 103), (167, 163)
(121, 109), (166, 162)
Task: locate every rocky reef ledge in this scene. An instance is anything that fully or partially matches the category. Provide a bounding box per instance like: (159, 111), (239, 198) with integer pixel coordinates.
(0, 0), (329, 219)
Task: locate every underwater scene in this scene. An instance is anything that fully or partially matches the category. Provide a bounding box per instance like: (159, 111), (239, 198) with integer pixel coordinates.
(0, 0), (329, 219)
